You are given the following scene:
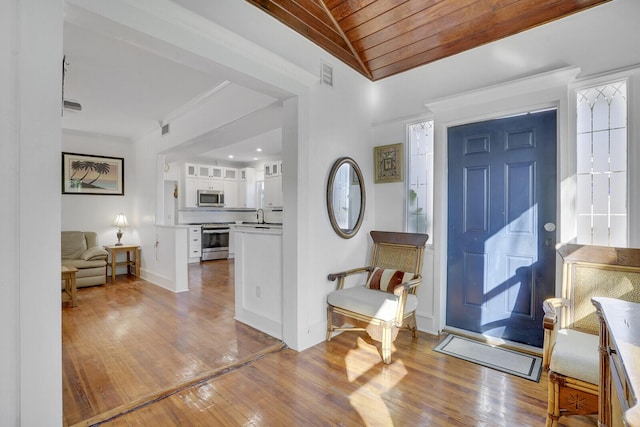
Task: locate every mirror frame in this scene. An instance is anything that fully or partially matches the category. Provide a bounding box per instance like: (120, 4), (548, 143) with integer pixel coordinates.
(326, 157), (366, 239)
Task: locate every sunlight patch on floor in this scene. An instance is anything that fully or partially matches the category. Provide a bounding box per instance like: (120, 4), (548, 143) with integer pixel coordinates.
(345, 338), (408, 425)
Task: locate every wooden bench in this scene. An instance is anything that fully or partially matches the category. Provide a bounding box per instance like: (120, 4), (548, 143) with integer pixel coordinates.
(543, 243), (640, 427)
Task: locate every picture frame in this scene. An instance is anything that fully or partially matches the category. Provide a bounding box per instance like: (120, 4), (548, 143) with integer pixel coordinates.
(62, 152), (124, 195)
(374, 143), (403, 183)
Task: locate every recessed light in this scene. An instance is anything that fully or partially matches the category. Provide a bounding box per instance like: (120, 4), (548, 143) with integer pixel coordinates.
(253, 157), (259, 161)
(228, 155), (234, 159)
(256, 148), (262, 152)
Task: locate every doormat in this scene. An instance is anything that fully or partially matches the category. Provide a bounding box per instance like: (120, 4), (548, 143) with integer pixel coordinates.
(433, 334), (542, 382)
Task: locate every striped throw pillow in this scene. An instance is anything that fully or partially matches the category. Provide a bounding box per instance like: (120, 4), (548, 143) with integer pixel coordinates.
(366, 267), (414, 293)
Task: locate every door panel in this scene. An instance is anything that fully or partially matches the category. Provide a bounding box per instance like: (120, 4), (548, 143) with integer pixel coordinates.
(447, 110), (557, 347)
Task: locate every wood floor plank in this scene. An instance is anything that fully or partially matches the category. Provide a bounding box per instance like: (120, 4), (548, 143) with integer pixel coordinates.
(104, 331), (598, 426)
(62, 260), (280, 426)
(64, 260), (597, 426)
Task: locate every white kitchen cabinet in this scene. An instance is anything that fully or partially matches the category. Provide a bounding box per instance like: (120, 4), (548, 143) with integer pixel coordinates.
(197, 177), (223, 192)
(202, 165), (218, 178)
(238, 168), (256, 208)
(183, 177), (198, 208)
(240, 168), (253, 181)
(264, 175), (282, 208)
(224, 167), (237, 180)
(197, 164), (209, 178)
(211, 166), (223, 179)
(196, 164), (223, 180)
(185, 163), (198, 178)
(180, 162), (243, 208)
(264, 161), (281, 177)
(262, 161), (282, 208)
(223, 180), (238, 207)
(188, 226), (201, 262)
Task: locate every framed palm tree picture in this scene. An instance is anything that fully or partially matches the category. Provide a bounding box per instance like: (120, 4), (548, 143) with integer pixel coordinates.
(62, 152), (124, 195)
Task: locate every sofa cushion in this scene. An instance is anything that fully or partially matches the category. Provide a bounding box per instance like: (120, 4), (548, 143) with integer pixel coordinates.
(61, 231), (88, 260)
(366, 267), (414, 293)
(80, 246), (108, 261)
(327, 286), (418, 322)
(549, 328), (599, 384)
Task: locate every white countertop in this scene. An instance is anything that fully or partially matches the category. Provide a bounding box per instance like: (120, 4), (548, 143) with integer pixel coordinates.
(233, 223), (282, 234)
(232, 222), (282, 228)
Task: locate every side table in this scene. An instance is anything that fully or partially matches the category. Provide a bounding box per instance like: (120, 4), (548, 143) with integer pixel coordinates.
(104, 245), (141, 281)
(61, 265), (78, 307)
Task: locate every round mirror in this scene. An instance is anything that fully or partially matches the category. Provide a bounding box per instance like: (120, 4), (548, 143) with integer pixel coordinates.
(326, 157), (366, 239)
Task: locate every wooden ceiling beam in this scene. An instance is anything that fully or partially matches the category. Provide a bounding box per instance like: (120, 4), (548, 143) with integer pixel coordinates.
(318, 0), (373, 80)
(327, 0), (378, 22)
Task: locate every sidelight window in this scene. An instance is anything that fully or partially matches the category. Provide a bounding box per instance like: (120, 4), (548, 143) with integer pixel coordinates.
(576, 80), (627, 247)
(406, 120), (434, 241)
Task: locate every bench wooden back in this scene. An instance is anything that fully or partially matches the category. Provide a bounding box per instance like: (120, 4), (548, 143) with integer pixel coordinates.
(558, 243), (640, 334)
(369, 231), (428, 295)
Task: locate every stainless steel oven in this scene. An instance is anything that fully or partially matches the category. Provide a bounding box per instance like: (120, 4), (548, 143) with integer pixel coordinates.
(201, 223), (230, 261)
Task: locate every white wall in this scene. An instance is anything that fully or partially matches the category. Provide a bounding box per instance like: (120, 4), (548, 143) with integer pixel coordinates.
(62, 131), (138, 247)
(293, 71), (374, 350)
(371, 116), (436, 332)
(0, 0), (63, 425)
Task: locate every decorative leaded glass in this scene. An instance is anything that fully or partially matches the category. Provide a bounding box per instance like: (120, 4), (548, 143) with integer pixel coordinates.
(407, 121), (434, 239)
(576, 81), (627, 247)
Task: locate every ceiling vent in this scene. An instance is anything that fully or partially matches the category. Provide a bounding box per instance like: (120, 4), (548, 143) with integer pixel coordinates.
(161, 123), (170, 136)
(321, 62), (333, 87)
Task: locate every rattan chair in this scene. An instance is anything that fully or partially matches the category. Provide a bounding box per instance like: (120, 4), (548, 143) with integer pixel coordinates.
(326, 231), (428, 364)
(543, 243), (640, 427)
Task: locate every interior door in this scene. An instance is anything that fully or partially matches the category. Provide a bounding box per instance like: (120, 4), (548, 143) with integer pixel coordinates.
(446, 110), (557, 347)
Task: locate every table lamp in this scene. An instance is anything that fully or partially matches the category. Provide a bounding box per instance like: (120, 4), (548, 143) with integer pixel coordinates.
(113, 213), (128, 246)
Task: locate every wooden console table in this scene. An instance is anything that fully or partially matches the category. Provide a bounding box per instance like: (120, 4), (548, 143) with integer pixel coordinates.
(61, 265), (78, 307)
(593, 297), (640, 427)
(105, 245), (140, 281)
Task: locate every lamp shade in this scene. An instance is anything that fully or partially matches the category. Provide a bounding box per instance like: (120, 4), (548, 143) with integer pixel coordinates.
(113, 213), (128, 228)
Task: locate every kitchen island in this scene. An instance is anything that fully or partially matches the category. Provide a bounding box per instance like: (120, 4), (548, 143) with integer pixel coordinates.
(233, 224), (283, 339)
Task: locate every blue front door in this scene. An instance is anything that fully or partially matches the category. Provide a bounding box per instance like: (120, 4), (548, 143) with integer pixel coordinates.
(447, 110), (557, 347)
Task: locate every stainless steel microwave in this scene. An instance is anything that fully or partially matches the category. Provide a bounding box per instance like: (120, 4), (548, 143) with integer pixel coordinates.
(197, 190), (224, 207)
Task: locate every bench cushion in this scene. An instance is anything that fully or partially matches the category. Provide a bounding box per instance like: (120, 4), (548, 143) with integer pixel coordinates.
(327, 285), (418, 322)
(549, 328), (599, 384)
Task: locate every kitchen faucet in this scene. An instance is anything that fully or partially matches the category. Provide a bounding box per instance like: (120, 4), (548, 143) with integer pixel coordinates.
(256, 208), (265, 224)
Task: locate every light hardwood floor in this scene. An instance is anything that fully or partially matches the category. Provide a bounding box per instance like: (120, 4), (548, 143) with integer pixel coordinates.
(62, 260), (596, 426)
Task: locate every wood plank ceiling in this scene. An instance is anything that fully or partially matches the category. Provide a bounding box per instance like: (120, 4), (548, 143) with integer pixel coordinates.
(245, 0), (612, 81)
